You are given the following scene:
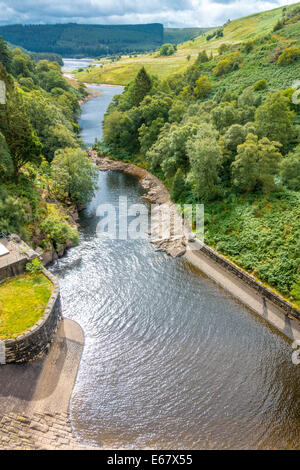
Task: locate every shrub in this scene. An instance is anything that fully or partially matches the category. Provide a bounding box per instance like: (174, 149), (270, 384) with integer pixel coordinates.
(193, 75), (212, 99)
(159, 44), (176, 56)
(280, 150), (300, 190)
(40, 208), (79, 250)
(277, 46), (300, 66)
(213, 52), (242, 76)
(26, 257), (43, 274)
(242, 41), (254, 54)
(254, 79), (268, 91)
(218, 43), (229, 55)
(51, 148), (98, 204)
(273, 19), (284, 32)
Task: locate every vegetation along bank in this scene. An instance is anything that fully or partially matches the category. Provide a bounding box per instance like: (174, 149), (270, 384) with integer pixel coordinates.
(0, 38), (99, 264)
(98, 3), (300, 309)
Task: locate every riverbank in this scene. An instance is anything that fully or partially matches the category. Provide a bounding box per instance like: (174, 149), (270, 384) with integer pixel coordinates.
(89, 149), (189, 258)
(89, 149), (300, 342)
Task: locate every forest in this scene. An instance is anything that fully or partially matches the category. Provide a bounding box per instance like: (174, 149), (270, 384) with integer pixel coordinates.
(0, 37), (98, 259)
(100, 4), (300, 305)
(0, 24), (164, 57)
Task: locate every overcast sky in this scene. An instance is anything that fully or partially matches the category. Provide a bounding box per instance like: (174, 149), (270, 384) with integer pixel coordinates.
(0, 0), (298, 27)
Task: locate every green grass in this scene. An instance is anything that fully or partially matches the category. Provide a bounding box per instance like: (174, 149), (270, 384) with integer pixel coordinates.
(75, 2), (300, 86)
(0, 273), (53, 340)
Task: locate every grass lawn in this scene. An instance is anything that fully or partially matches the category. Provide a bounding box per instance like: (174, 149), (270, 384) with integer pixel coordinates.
(0, 273), (53, 340)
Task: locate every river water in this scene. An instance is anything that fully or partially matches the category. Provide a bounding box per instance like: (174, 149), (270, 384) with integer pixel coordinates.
(49, 64), (300, 449)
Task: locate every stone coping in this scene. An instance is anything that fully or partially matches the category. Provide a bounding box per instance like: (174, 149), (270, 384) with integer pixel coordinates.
(193, 239), (300, 322)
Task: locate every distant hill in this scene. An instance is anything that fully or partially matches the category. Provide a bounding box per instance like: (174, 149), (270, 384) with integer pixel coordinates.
(0, 23), (164, 57)
(164, 27), (212, 44)
(74, 2), (300, 85)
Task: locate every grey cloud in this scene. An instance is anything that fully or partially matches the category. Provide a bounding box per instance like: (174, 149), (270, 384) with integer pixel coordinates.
(0, 0), (295, 27)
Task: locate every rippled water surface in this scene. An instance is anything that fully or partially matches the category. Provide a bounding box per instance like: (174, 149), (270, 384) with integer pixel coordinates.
(49, 74), (300, 449)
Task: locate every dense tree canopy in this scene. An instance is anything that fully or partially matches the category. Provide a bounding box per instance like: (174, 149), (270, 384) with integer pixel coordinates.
(51, 148), (99, 204)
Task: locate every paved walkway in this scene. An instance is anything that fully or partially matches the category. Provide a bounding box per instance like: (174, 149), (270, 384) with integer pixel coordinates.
(0, 319), (95, 450)
(185, 244), (300, 342)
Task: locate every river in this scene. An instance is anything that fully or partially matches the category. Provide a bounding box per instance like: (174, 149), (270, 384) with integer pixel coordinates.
(49, 61), (300, 449)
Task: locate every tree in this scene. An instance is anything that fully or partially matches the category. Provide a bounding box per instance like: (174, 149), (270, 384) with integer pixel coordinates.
(218, 43), (229, 55)
(187, 124), (223, 201)
(171, 168), (186, 201)
(193, 75), (212, 99)
(0, 131), (13, 180)
(0, 36), (12, 72)
(0, 186), (26, 235)
(159, 44), (176, 56)
(213, 52), (242, 76)
(280, 148), (300, 190)
(255, 91), (295, 151)
(254, 79), (268, 91)
(43, 124), (79, 161)
(231, 134), (282, 192)
(138, 118), (165, 154)
(146, 119), (199, 175)
(51, 148), (98, 205)
(211, 102), (238, 133)
(195, 51), (209, 65)
(224, 124), (246, 152)
(168, 100), (187, 123)
(131, 67), (152, 107)
(2, 90), (42, 177)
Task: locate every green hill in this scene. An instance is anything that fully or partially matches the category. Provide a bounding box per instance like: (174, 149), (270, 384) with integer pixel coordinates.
(164, 28), (212, 44)
(0, 23), (164, 57)
(99, 3), (300, 305)
(74, 2), (300, 85)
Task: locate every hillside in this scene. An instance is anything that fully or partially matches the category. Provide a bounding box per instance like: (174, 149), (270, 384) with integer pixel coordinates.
(0, 23), (164, 57)
(164, 28), (212, 44)
(99, 3), (300, 306)
(0, 39), (99, 263)
(74, 2), (300, 85)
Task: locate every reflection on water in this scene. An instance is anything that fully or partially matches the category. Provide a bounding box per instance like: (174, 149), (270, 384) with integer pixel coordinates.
(62, 58), (93, 72)
(79, 85), (124, 146)
(49, 78), (300, 450)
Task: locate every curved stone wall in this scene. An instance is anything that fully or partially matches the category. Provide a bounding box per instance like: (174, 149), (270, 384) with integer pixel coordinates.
(198, 242), (300, 321)
(2, 269), (62, 364)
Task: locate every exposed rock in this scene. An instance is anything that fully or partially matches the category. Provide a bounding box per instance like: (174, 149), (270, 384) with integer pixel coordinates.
(8, 234), (21, 243)
(88, 151), (195, 258)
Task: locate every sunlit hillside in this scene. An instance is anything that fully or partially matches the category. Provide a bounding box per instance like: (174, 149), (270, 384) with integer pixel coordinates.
(74, 2), (300, 85)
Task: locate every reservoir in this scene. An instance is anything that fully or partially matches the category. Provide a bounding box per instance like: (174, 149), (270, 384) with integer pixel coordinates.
(49, 62), (300, 449)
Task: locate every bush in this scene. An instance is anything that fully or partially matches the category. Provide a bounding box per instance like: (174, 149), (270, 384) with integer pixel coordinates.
(254, 79), (268, 91)
(159, 44), (176, 56)
(51, 148), (98, 204)
(213, 52), (242, 76)
(0, 187), (26, 236)
(193, 75), (212, 99)
(277, 46), (300, 66)
(40, 205), (79, 250)
(273, 19), (284, 32)
(280, 150), (300, 190)
(218, 44), (229, 55)
(26, 257), (43, 274)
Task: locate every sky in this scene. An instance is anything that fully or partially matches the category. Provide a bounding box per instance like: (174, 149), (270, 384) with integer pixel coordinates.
(0, 0), (298, 27)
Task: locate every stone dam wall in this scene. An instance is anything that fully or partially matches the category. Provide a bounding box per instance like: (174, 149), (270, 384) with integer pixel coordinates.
(197, 242), (300, 321)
